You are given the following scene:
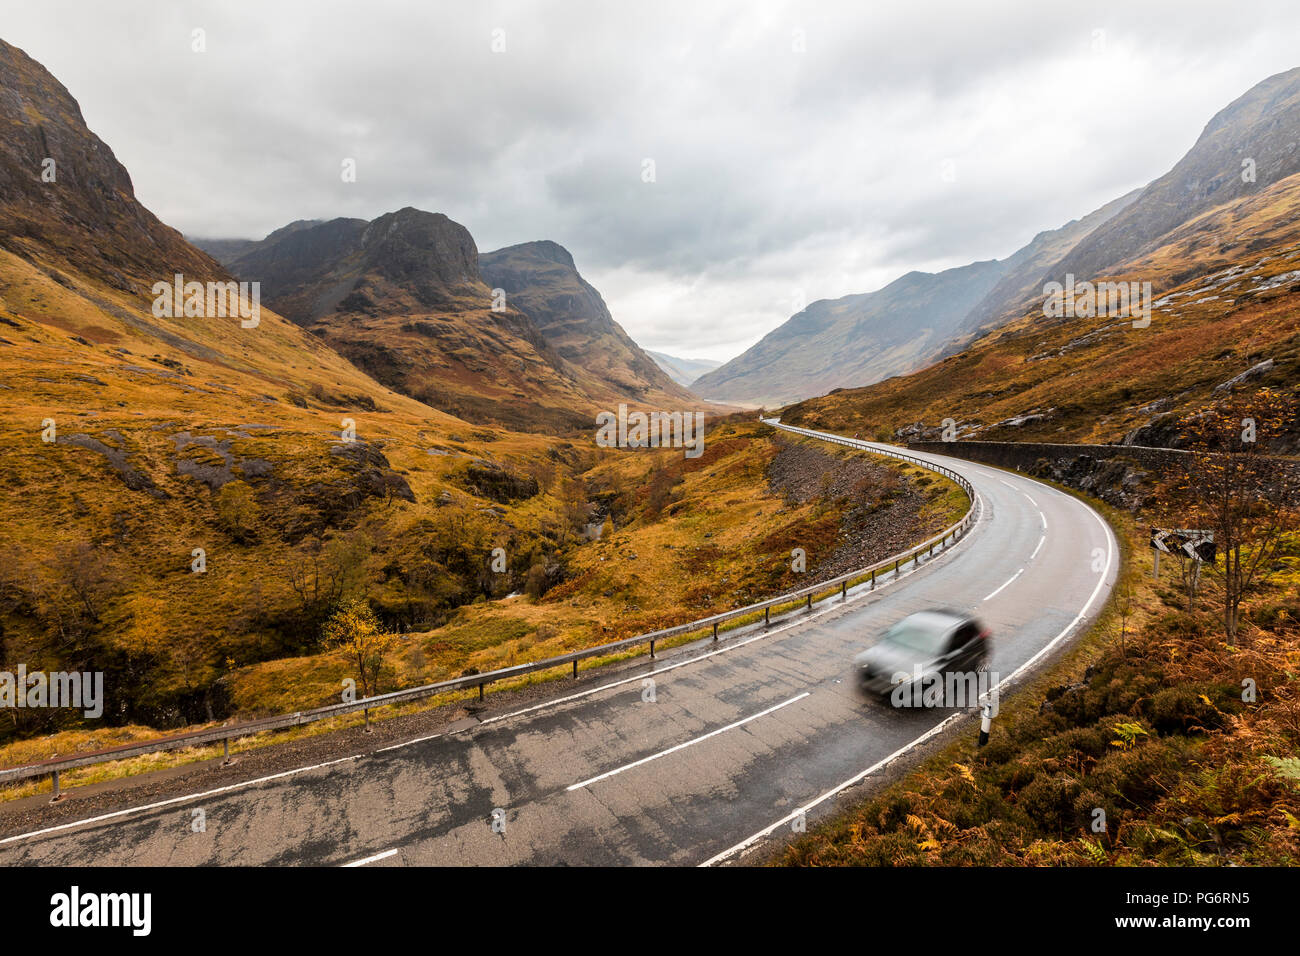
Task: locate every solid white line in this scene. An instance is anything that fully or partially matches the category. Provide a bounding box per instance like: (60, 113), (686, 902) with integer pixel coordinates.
(1030, 534), (1045, 561)
(342, 848), (398, 867)
(0, 753), (362, 847)
(698, 710), (965, 867)
(567, 692), (810, 791)
(699, 442), (1117, 868)
(981, 568), (1024, 602)
(376, 732), (441, 754)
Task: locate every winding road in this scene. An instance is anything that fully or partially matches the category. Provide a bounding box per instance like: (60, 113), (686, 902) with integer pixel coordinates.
(0, 423), (1118, 866)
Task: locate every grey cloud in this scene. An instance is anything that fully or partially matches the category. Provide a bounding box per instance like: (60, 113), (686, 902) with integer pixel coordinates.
(1, 0), (1296, 362)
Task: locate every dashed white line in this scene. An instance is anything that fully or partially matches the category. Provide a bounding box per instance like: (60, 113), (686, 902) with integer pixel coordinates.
(1030, 534), (1045, 560)
(567, 692), (810, 791)
(342, 848), (398, 867)
(699, 447), (1118, 867)
(981, 568), (1024, 602)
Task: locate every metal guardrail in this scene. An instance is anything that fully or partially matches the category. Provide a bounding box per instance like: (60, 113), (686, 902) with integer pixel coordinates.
(0, 419), (979, 797)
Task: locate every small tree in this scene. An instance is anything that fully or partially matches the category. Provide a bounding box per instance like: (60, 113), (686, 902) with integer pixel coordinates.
(1158, 388), (1300, 643)
(323, 599), (394, 698)
(216, 480), (260, 542)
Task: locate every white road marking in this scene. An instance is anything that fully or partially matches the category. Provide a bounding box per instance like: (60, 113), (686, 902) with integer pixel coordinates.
(376, 732), (441, 754)
(981, 568), (1024, 602)
(699, 440), (1118, 867)
(567, 692), (810, 791)
(1030, 534), (1045, 560)
(0, 753), (363, 847)
(342, 848), (398, 867)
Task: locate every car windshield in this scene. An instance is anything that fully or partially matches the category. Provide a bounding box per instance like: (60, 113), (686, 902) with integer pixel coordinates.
(885, 618), (950, 654)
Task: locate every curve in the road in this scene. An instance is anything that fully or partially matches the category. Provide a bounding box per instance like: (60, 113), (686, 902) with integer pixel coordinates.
(0, 424), (1117, 867)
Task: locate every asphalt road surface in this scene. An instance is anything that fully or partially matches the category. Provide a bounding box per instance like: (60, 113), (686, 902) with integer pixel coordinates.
(0, 423), (1118, 866)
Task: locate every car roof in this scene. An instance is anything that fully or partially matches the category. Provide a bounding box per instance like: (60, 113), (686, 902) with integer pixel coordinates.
(898, 609), (968, 630)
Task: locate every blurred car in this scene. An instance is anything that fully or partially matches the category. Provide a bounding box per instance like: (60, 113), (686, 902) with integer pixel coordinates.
(854, 609), (990, 699)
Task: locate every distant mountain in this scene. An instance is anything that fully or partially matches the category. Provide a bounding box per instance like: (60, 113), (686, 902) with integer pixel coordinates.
(781, 69), (1300, 453)
(692, 69), (1300, 409)
(1051, 66), (1300, 285)
(692, 259), (1007, 407)
(211, 219), (698, 430)
(479, 240), (694, 403)
(207, 210), (601, 430)
(946, 189), (1142, 347)
(693, 187), (1152, 408)
(646, 351), (722, 387)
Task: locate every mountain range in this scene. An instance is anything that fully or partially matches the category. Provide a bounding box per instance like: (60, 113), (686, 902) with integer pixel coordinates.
(695, 66), (1300, 407)
(195, 216), (697, 432)
(781, 68), (1300, 453)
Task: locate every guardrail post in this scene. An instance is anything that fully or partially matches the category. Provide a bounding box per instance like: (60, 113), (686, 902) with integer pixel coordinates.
(364, 708), (372, 734)
(478, 683), (484, 701)
(806, 594), (811, 610)
(50, 769), (62, 803)
(841, 580), (847, 601)
(222, 737), (233, 766)
(894, 558), (900, 576)
(764, 607), (770, 625)
(573, 660), (579, 679)
(650, 639), (656, 659)
(712, 622), (718, 640)
(870, 569), (876, 589)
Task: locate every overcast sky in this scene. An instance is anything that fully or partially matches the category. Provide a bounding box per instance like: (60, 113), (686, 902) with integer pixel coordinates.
(2, 1), (1297, 362)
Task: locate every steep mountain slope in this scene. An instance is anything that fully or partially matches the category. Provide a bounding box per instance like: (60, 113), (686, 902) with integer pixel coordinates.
(782, 170), (1300, 452)
(948, 188), (1142, 345)
(479, 240), (694, 403)
(781, 70), (1300, 452)
(693, 259), (1007, 407)
(1051, 67), (1300, 284)
(694, 188), (1150, 408)
(647, 350), (722, 386)
(0, 38), (220, 292)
